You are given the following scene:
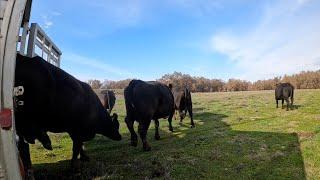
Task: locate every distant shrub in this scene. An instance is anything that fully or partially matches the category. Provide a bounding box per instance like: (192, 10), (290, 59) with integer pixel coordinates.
(91, 70), (320, 92)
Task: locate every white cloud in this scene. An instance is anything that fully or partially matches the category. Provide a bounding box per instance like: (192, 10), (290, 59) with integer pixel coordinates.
(211, 0), (320, 81)
(41, 11), (61, 29)
(84, 0), (225, 28)
(62, 52), (134, 81)
(42, 15), (53, 29)
(50, 11), (62, 16)
(168, 0), (223, 16)
(87, 0), (145, 27)
(297, 0), (310, 5)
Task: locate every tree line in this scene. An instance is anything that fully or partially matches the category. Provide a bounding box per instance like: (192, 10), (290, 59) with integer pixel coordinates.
(88, 70), (320, 92)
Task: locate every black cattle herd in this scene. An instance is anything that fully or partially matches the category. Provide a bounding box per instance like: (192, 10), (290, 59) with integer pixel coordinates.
(13, 54), (295, 175)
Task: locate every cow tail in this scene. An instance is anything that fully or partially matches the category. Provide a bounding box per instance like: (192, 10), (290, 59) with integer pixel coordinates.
(106, 90), (111, 111)
(184, 88), (188, 113)
(166, 85), (175, 112)
(291, 86), (294, 98)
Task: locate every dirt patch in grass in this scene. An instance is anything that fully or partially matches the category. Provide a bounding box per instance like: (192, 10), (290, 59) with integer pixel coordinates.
(298, 132), (316, 140)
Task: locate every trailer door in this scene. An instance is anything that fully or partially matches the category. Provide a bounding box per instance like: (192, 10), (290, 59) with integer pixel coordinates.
(0, 0), (28, 179)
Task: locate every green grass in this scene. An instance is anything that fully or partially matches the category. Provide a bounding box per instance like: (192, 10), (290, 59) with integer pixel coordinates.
(30, 89), (320, 179)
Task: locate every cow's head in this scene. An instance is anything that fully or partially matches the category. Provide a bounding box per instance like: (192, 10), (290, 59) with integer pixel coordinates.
(102, 113), (122, 141)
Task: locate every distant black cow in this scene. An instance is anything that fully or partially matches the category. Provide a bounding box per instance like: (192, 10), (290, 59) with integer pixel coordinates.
(124, 80), (175, 151)
(100, 90), (116, 113)
(15, 54), (122, 174)
(170, 84), (195, 128)
(275, 83), (294, 110)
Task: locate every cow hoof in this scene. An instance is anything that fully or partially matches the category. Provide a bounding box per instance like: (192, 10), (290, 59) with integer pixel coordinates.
(143, 145), (151, 152)
(130, 141), (138, 147)
(71, 160), (81, 172)
(43, 142), (53, 151)
(26, 169), (35, 180)
(191, 125), (195, 128)
(155, 135), (160, 140)
(169, 127), (174, 132)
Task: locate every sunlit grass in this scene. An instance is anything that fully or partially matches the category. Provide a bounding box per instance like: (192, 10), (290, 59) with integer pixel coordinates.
(30, 89), (320, 179)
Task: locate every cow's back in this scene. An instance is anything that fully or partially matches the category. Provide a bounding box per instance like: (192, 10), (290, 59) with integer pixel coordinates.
(15, 54), (105, 135)
(275, 83), (294, 99)
(172, 88), (192, 110)
(172, 90), (184, 109)
(124, 80), (174, 121)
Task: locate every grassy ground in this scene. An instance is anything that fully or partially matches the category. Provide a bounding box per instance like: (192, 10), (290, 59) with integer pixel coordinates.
(30, 89), (320, 179)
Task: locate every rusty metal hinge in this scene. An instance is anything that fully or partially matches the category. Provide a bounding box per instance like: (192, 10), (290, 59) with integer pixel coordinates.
(0, 109), (12, 130)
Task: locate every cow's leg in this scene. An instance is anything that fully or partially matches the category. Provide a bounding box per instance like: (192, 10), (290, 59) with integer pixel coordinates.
(285, 98), (290, 111)
(276, 99), (279, 108)
(281, 99), (284, 109)
(138, 120), (151, 151)
(71, 139), (82, 170)
(37, 131), (52, 150)
(80, 144), (90, 162)
(18, 137), (34, 179)
(154, 119), (160, 140)
(125, 116), (138, 147)
(168, 111), (174, 132)
(179, 110), (184, 123)
(291, 96), (294, 107)
(187, 106), (195, 128)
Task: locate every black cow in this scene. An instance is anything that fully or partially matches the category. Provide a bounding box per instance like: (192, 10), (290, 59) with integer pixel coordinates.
(275, 83), (294, 110)
(170, 85), (195, 128)
(15, 54), (122, 174)
(124, 80), (175, 151)
(100, 90), (116, 113)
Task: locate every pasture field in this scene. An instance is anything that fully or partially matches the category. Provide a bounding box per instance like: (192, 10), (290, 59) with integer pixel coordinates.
(31, 89), (320, 179)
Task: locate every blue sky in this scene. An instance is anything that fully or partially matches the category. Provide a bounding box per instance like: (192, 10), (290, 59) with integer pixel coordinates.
(30, 0), (320, 81)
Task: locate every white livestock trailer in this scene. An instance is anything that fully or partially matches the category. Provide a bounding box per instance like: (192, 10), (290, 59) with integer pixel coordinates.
(0, 0), (61, 179)
(0, 1), (28, 179)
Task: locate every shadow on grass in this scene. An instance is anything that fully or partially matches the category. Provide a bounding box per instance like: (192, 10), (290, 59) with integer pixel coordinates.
(192, 107), (205, 112)
(276, 104), (302, 110)
(33, 110), (306, 179)
(292, 104), (302, 109)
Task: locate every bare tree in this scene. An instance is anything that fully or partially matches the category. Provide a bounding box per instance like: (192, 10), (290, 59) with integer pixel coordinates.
(88, 79), (102, 89)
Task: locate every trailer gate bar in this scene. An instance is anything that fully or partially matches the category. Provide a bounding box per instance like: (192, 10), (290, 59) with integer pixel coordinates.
(0, 0), (29, 179)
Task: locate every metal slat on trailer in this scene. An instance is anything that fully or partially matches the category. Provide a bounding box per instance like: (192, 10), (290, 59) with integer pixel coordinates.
(27, 23), (62, 67)
(0, 0), (28, 179)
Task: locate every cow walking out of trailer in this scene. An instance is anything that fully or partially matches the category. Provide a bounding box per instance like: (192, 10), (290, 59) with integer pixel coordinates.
(124, 80), (175, 151)
(170, 84), (195, 128)
(14, 54), (122, 175)
(275, 83), (294, 110)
